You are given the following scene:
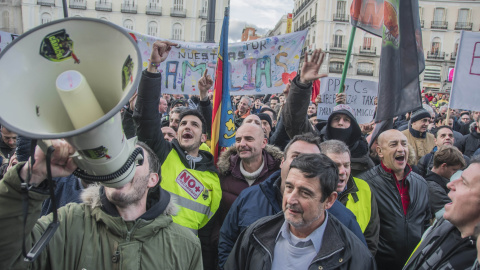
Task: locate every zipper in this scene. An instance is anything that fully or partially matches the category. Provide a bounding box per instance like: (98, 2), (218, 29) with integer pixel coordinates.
(125, 221), (141, 242)
(252, 233), (273, 264)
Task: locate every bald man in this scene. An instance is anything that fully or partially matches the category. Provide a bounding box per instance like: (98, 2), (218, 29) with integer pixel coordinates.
(358, 129), (430, 270)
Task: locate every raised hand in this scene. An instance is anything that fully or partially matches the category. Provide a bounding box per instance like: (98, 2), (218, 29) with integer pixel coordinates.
(300, 49), (327, 84)
(148, 40), (178, 72)
(198, 69), (213, 100)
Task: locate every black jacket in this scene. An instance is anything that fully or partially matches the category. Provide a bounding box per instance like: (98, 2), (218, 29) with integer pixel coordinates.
(417, 146), (470, 178)
(424, 171), (451, 216)
(358, 165), (431, 270)
(282, 76), (374, 176)
(455, 130), (480, 158)
(224, 212), (376, 270)
(403, 218), (476, 270)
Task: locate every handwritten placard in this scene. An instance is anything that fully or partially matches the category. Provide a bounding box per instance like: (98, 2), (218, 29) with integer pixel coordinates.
(318, 77), (378, 124)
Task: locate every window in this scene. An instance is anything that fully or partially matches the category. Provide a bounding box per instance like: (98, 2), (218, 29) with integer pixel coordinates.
(173, 0), (183, 10)
(419, 6), (423, 19)
(2, 11), (9, 29)
(363, 36), (372, 50)
(148, 21), (158, 36)
(41, 13), (52, 24)
(123, 19), (134, 30)
(458, 9), (469, 23)
(201, 0), (207, 13)
(312, 31), (315, 44)
(454, 39), (459, 54)
(336, 0), (346, 16)
(172, 23), (182, 40)
(148, 0), (160, 5)
(424, 65), (441, 81)
(329, 61), (344, 73)
(431, 37), (441, 54)
(357, 62), (374, 76)
(433, 8), (445, 22)
(333, 30), (344, 47)
(200, 25), (206, 42)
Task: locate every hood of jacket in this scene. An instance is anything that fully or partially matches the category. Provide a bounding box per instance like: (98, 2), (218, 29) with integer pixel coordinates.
(217, 144), (284, 176)
(324, 109), (363, 146)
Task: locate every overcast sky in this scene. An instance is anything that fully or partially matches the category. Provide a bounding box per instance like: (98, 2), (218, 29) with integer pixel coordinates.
(227, 0), (294, 42)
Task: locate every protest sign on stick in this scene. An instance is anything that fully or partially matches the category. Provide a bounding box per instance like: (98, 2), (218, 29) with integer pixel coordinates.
(318, 77), (378, 124)
(450, 31), (480, 111)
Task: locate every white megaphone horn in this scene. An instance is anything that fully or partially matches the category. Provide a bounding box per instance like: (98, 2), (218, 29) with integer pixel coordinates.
(0, 17), (143, 188)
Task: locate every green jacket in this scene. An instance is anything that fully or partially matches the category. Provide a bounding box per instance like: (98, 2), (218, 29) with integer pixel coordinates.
(0, 163), (203, 270)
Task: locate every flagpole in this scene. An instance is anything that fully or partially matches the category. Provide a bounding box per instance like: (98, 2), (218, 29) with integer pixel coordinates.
(337, 26), (356, 105)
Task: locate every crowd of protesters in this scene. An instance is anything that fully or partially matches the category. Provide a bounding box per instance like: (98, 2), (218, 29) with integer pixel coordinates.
(1, 40), (480, 270)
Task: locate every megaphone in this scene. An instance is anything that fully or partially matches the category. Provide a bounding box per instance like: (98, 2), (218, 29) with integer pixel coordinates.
(0, 18), (143, 188)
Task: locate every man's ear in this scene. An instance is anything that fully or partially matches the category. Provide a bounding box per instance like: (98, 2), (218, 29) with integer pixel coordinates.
(201, 134), (207, 143)
(377, 145), (384, 159)
(148, 173), (160, 187)
(324, 191), (338, 210)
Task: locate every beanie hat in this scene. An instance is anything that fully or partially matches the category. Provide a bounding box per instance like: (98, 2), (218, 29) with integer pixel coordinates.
(460, 111), (470, 117)
(410, 108), (431, 123)
(257, 113), (272, 129)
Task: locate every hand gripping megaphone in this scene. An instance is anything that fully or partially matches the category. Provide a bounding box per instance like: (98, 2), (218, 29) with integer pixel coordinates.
(0, 17), (143, 188)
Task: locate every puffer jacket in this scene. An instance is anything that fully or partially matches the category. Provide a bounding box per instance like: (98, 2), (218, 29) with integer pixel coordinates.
(217, 144), (283, 218)
(224, 212), (376, 270)
(0, 163), (203, 270)
(358, 165), (431, 270)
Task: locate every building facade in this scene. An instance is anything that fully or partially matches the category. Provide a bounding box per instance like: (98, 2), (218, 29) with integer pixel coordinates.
(290, 0), (480, 93)
(0, 0), (228, 42)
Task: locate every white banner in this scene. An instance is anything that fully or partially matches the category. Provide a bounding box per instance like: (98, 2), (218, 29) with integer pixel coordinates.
(128, 29), (307, 95)
(450, 31), (480, 111)
(318, 77), (378, 124)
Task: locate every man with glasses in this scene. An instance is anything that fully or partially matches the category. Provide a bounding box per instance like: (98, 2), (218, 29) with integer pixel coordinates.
(401, 108), (436, 165)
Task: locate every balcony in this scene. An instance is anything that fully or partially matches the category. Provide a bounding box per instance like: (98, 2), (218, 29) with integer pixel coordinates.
(171, 7), (186, 17)
(69, 0), (86, 9)
(146, 4), (162, 15)
(95, 1), (112, 11)
(330, 43), (347, 52)
(38, 0), (55, 6)
(199, 9), (207, 19)
(333, 13), (349, 22)
(121, 3), (137, 13)
(293, 0), (313, 17)
(455, 21), (472, 30)
(450, 51), (457, 61)
(431, 20), (448, 29)
(297, 16), (316, 32)
(359, 46), (377, 55)
(427, 51), (445, 60)
(420, 20), (424, 28)
(357, 69), (374, 76)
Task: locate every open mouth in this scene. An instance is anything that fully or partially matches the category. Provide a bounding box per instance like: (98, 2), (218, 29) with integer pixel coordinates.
(182, 133), (193, 139)
(395, 155), (405, 162)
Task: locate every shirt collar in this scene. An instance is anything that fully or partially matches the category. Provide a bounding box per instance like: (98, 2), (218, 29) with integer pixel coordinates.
(380, 161), (412, 181)
(276, 211), (329, 253)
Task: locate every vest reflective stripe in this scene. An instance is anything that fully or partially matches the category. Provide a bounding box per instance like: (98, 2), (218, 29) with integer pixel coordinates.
(345, 177), (372, 233)
(169, 193), (214, 218)
(161, 149), (221, 231)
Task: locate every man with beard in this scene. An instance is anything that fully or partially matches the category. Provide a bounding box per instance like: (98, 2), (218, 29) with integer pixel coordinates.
(320, 139), (380, 255)
(0, 140), (202, 269)
(401, 108), (436, 165)
(403, 156), (480, 270)
(358, 129), (430, 270)
(224, 154), (374, 270)
(133, 41), (221, 269)
(234, 96), (252, 128)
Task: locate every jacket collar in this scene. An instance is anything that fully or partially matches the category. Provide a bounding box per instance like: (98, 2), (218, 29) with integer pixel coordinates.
(171, 139), (218, 173)
(380, 162), (412, 182)
(217, 144), (283, 176)
(409, 125), (427, 138)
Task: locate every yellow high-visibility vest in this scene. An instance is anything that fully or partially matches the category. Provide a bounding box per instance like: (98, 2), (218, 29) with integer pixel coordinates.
(345, 177), (372, 233)
(161, 150), (221, 234)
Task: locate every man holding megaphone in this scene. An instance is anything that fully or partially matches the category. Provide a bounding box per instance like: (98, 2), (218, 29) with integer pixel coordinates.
(0, 140), (203, 269)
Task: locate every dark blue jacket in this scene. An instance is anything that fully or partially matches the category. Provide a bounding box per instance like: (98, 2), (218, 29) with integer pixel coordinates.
(41, 174), (84, 216)
(218, 170), (367, 269)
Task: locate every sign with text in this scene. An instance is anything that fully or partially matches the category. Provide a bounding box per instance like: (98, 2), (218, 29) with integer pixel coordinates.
(318, 77), (378, 124)
(450, 31), (480, 111)
(128, 29), (307, 95)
